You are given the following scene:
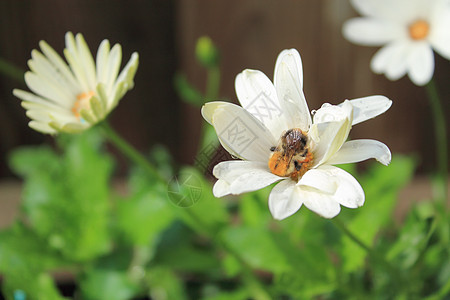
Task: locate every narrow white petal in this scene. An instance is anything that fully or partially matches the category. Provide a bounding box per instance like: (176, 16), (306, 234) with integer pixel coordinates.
(429, 4), (450, 60)
(268, 179), (302, 220)
(24, 72), (73, 109)
(312, 102), (353, 167)
(111, 52), (139, 107)
(370, 42), (410, 81)
(96, 39), (110, 84)
(297, 169), (337, 194)
(407, 43), (434, 86)
(212, 180), (231, 197)
(104, 44), (122, 93)
(29, 121), (56, 134)
(75, 33), (97, 91)
(345, 95), (392, 125)
(350, 0), (396, 19)
(300, 186), (341, 219)
(326, 139), (392, 166)
(64, 32), (90, 92)
(235, 70), (287, 138)
(213, 160), (283, 195)
(274, 49), (311, 131)
(14, 89), (66, 110)
(342, 18), (401, 46)
(315, 165), (365, 209)
(39, 40), (80, 91)
(202, 102), (276, 162)
(28, 49), (78, 96)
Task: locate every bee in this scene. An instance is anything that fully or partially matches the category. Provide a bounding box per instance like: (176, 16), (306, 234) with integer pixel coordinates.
(268, 128), (313, 181)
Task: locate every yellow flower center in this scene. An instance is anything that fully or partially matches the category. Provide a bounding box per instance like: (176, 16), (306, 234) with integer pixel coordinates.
(409, 20), (430, 40)
(72, 91), (95, 120)
(268, 128), (314, 182)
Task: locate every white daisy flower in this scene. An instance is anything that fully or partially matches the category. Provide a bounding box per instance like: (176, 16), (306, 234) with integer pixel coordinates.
(13, 32), (139, 134)
(342, 0), (450, 86)
(202, 49), (392, 220)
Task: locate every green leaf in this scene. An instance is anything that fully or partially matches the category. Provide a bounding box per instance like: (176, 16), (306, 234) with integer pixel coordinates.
(116, 184), (176, 246)
(146, 267), (187, 300)
(154, 222), (220, 273)
(173, 167), (229, 235)
(0, 223), (66, 300)
(2, 273), (66, 300)
(220, 226), (289, 273)
(339, 155), (416, 273)
(9, 129), (113, 261)
(79, 270), (139, 300)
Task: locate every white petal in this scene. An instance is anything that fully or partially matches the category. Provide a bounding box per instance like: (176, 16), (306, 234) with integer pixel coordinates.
(64, 32), (90, 92)
(407, 43), (434, 86)
(24, 72), (73, 109)
(345, 95), (392, 125)
(315, 165), (365, 209)
(28, 49), (78, 96)
(96, 39), (110, 84)
(202, 102), (276, 162)
(313, 101), (353, 124)
(75, 33), (97, 91)
(370, 42), (410, 81)
(212, 180), (231, 197)
(235, 70), (287, 138)
(213, 160), (283, 195)
(14, 89), (66, 110)
(274, 49), (311, 131)
(268, 179), (302, 220)
(312, 102), (353, 167)
(300, 186), (341, 219)
(326, 139), (392, 166)
(39, 40), (80, 92)
(297, 169), (337, 195)
(111, 52), (139, 107)
(103, 44), (122, 93)
(350, 0), (424, 22)
(350, 0), (395, 19)
(429, 4), (450, 60)
(342, 18), (401, 46)
(29, 121), (56, 134)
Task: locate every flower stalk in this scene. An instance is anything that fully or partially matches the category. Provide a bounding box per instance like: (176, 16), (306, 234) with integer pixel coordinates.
(425, 79), (448, 203)
(100, 121), (167, 183)
(100, 120), (271, 300)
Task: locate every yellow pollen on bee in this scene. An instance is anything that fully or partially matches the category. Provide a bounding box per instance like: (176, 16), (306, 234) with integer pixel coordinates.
(268, 128), (314, 182)
(409, 20), (430, 40)
(72, 91), (95, 119)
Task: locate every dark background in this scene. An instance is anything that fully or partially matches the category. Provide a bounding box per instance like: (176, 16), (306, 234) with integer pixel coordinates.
(0, 0), (449, 179)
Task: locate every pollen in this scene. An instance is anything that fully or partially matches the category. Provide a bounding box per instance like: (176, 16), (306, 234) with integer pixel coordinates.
(409, 20), (430, 40)
(72, 91), (95, 119)
(268, 128), (314, 182)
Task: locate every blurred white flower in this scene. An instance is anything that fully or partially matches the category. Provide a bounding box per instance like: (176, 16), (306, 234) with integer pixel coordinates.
(202, 49), (392, 220)
(14, 32), (139, 134)
(342, 0), (450, 86)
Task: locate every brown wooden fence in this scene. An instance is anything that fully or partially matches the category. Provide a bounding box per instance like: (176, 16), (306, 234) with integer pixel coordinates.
(1, 0), (449, 178)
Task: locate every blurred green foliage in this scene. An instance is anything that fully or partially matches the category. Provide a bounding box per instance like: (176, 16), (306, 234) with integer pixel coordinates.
(1, 35), (449, 300)
(2, 127), (449, 299)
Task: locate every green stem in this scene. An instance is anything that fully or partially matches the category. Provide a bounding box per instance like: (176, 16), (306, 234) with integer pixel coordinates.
(425, 79), (448, 203)
(100, 121), (166, 183)
(333, 218), (373, 253)
(333, 218), (403, 284)
(100, 121), (270, 299)
(182, 208), (272, 300)
(196, 66), (221, 163)
(0, 57), (25, 83)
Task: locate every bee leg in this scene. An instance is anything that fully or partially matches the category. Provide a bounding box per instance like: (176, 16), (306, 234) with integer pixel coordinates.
(294, 160), (301, 171)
